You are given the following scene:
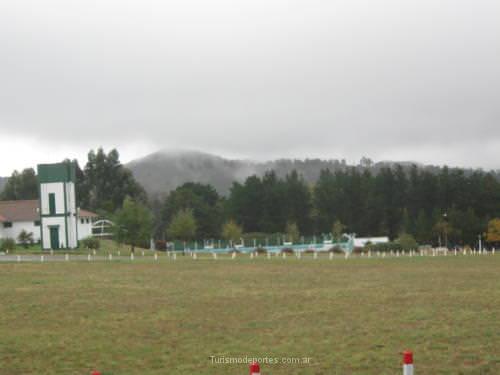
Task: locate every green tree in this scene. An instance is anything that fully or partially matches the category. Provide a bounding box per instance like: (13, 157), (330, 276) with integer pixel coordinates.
(332, 220), (346, 241)
(166, 208), (197, 242)
(396, 233), (418, 250)
(17, 230), (34, 249)
(83, 148), (146, 213)
(114, 197), (152, 253)
(486, 218), (500, 243)
(222, 220), (243, 246)
(1, 168), (38, 200)
(0, 238), (16, 252)
(433, 218), (453, 248)
(285, 221), (300, 243)
(161, 183), (223, 239)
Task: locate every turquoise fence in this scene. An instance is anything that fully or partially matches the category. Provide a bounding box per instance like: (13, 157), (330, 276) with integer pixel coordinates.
(169, 236), (355, 253)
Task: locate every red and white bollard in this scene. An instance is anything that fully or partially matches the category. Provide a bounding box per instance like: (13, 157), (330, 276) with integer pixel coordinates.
(250, 362), (261, 375)
(91, 371), (101, 375)
(403, 351), (414, 375)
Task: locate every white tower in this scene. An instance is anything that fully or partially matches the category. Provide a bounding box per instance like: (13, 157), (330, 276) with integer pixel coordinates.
(37, 162), (78, 250)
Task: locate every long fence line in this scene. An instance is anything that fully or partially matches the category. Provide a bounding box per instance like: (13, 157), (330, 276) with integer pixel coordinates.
(0, 247), (495, 263)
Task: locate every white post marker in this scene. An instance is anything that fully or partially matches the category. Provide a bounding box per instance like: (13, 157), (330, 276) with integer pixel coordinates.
(118, 251), (121, 257)
(108, 253), (112, 261)
(154, 252), (158, 261)
(314, 252), (318, 260)
(130, 253), (134, 261)
(329, 252), (333, 260)
(212, 252), (217, 260)
(17, 255), (21, 263)
(93, 250), (96, 256)
(493, 248), (496, 255)
(403, 351), (414, 375)
(142, 251), (145, 257)
(250, 252), (254, 259)
(344, 252), (349, 259)
(249, 362), (260, 375)
(65, 253), (69, 261)
(41, 255), (44, 263)
(173, 252), (177, 260)
(297, 252), (302, 259)
(267, 252), (271, 259)
(193, 253), (197, 260)
(87, 254), (91, 262)
(231, 252), (236, 259)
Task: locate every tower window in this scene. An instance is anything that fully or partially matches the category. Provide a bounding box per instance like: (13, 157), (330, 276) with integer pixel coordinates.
(49, 193), (56, 215)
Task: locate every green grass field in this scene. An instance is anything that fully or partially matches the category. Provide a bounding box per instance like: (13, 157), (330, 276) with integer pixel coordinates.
(1, 255), (499, 375)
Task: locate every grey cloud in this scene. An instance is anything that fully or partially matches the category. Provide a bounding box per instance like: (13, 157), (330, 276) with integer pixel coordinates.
(0, 0), (499, 170)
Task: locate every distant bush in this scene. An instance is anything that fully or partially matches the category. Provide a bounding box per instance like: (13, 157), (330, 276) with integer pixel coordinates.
(280, 248), (294, 254)
(17, 230), (34, 248)
(396, 233), (418, 250)
(352, 247), (365, 254)
(155, 240), (167, 251)
(0, 238), (16, 252)
(255, 247), (267, 254)
(80, 237), (100, 250)
(328, 246), (344, 254)
(365, 242), (400, 252)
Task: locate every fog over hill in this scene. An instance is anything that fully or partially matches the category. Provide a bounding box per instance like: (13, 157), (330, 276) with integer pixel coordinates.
(126, 149), (440, 197)
(0, 177), (7, 192)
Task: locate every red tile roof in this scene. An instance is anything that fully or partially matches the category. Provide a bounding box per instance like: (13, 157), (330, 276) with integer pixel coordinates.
(0, 200), (39, 222)
(79, 209), (98, 218)
(0, 200), (98, 222)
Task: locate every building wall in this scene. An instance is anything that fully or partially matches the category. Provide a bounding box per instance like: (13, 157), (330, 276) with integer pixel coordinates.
(1, 218), (94, 245)
(40, 183), (65, 215)
(78, 219), (93, 240)
(0, 221), (41, 243)
(40, 181), (78, 249)
(41, 216), (67, 249)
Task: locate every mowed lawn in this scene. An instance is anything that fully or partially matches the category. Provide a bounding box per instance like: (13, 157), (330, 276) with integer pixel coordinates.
(0, 255), (499, 375)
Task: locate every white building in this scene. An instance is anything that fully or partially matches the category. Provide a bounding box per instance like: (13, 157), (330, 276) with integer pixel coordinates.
(353, 236), (389, 248)
(1, 162), (98, 249)
(0, 199), (97, 247)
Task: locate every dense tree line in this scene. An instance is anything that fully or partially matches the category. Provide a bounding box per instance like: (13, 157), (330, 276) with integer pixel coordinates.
(159, 165), (500, 247)
(2, 148), (500, 248)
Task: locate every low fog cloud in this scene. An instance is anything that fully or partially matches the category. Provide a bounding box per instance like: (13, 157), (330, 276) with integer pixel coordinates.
(0, 0), (499, 173)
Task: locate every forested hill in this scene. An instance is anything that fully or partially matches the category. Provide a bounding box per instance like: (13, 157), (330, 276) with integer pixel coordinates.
(126, 149), (500, 197)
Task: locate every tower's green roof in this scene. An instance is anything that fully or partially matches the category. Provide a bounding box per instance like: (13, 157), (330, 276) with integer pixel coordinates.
(37, 162), (76, 183)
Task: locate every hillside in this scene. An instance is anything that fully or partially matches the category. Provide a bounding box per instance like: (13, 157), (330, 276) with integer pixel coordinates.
(126, 150), (429, 196)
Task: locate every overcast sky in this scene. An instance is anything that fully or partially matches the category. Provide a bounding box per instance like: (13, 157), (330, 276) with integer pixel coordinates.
(0, 0), (499, 175)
